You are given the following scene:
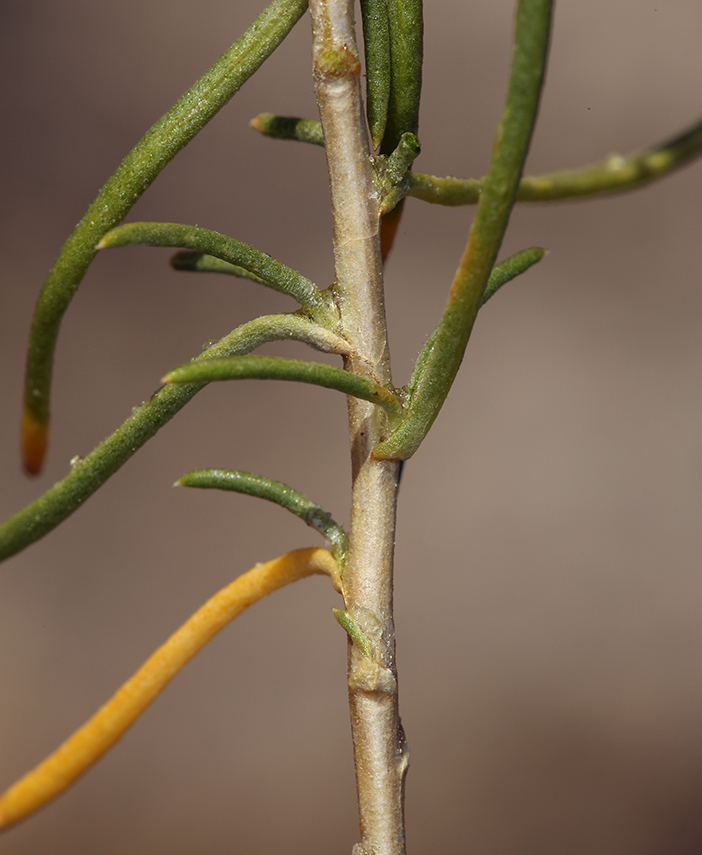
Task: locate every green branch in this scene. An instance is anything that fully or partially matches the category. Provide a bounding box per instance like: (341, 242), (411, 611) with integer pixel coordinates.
(163, 356), (403, 418)
(177, 469), (348, 562)
(98, 223), (334, 324)
(0, 315), (348, 564)
(20, 0), (308, 474)
(374, 0), (553, 461)
(406, 114), (702, 206)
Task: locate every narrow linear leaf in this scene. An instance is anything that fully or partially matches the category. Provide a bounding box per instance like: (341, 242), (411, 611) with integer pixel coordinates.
(250, 113), (324, 146)
(377, 0), (423, 261)
(405, 248), (546, 400)
(163, 356), (403, 418)
(0, 548), (337, 831)
(406, 114), (702, 206)
(384, 133), (422, 187)
(20, 0), (308, 474)
(377, 134), (422, 236)
(359, 0), (391, 149)
(177, 469), (348, 562)
(170, 251), (269, 285)
(333, 609), (374, 658)
(481, 247), (546, 304)
(333, 603), (386, 659)
(374, 0), (553, 460)
(404, 172), (482, 207)
(1, 315), (349, 564)
(99, 223), (334, 324)
(381, 0), (423, 154)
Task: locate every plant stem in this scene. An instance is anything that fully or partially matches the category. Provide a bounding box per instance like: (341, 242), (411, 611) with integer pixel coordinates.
(309, 1), (406, 853)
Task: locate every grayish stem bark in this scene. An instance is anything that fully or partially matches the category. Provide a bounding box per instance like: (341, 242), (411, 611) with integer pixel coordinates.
(308, 1), (407, 853)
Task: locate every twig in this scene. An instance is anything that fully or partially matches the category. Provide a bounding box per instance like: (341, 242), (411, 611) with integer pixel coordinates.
(309, 0), (406, 852)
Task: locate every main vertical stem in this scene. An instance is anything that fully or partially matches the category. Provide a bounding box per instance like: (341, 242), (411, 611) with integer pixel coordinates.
(309, 1), (406, 853)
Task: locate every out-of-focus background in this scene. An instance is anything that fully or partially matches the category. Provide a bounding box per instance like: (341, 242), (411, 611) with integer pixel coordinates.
(2, 2), (702, 852)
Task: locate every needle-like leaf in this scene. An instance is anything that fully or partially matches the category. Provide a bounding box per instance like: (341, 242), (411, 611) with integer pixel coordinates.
(406, 114), (702, 206)
(1, 315), (349, 563)
(250, 113), (325, 146)
(381, 0), (423, 155)
(170, 251), (269, 285)
(98, 223), (334, 325)
(374, 0), (553, 460)
(177, 469), (348, 563)
(404, 248), (546, 402)
(20, 0), (309, 475)
(480, 247), (546, 304)
(0, 549), (337, 831)
(162, 356), (403, 418)
(359, 0), (391, 149)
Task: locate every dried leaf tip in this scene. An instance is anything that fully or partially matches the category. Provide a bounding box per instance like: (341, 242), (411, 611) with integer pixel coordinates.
(21, 409), (47, 476)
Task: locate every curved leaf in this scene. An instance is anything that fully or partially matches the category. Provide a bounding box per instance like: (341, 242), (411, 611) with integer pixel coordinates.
(407, 114), (702, 205)
(1, 315), (349, 564)
(177, 469), (348, 562)
(0, 549), (337, 831)
(98, 223), (334, 324)
(374, 0), (553, 460)
(21, 0), (309, 474)
(163, 356), (403, 418)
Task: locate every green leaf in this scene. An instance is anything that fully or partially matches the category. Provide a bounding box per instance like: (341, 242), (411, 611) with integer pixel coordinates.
(374, 0), (553, 461)
(170, 251), (269, 285)
(98, 223), (334, 325)
(381, 0), (423, 154)
(384, 133), (422, 187)
(332, 603), (386, 659)
(250, 113), (325, 146)
(20, 0), (309, 474)
(359, 0), (391, 149)
(177, 469), (348, 563)
(481, 247), (546, 304)
(332, 609), (374, 658)
(163, 356), (403, 418)
(1, 314), (348, 563)
(406, 114), (702, 206)
(404, 247), (546, 402)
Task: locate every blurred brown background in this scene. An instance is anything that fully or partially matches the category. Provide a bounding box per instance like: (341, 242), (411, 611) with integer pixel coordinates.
(2, 1), (702, 852)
